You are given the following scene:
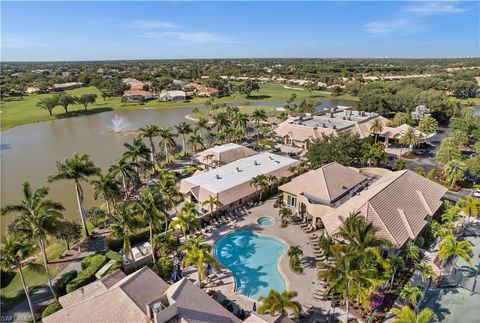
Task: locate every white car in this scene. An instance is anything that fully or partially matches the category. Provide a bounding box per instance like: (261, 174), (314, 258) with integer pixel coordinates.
(473, 189), (480, 198)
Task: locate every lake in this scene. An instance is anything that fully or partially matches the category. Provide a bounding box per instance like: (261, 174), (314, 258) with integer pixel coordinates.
(0, 99), (355, 230)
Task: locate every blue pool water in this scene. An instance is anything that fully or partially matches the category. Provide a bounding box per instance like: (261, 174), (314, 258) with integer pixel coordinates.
(214, 230), (287, 300)
(257, 216), (273, 226)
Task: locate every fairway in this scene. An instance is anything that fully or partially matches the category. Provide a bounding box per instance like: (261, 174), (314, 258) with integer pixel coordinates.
(0, 84), (354, 131)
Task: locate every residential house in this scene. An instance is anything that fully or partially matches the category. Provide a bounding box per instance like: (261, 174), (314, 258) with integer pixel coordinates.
(49, 82), (83, 92)
(193, 143), (257, 169)
(26, 86), (41, 94)
(122, 78), (145, 91)
(122, 90), (154, 102)
(159, 90), (187, 102)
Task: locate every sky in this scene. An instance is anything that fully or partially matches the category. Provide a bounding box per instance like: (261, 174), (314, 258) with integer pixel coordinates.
(1, 1), (479, 61)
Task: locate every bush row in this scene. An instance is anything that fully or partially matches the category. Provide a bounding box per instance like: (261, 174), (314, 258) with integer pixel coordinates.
(66, 254), (108, 293)
(105, 250), (123, 275)
(104, 228), (150, 252)
(41, 301), (62, 319)
(53, 270), (78, 297)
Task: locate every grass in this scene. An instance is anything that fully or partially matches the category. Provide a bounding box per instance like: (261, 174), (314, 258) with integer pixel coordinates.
(0, 240), (66, 311)
(191, 105), (282, 120)
(0, 84), (356, 131)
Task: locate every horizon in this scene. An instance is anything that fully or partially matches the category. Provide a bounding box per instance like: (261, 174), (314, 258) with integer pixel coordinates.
(2, 1), (479, 61)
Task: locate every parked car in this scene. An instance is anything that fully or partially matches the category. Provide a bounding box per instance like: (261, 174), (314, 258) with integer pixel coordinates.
(473, 189), (480, 198)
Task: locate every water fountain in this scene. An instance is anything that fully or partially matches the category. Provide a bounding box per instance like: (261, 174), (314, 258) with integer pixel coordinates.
(109, 114), (130, 133)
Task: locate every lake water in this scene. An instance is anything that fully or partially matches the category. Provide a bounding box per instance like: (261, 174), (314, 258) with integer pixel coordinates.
(0, 99), (355, 230)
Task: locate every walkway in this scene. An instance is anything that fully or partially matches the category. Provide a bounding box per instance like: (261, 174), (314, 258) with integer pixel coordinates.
(2, 233), (107, 323)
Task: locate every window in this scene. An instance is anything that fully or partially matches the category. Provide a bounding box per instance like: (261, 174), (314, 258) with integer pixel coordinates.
(287, 195), (296, 207)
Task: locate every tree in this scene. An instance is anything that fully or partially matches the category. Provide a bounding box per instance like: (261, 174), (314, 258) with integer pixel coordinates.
(364, 142), (388, 167)
(158, 127), (177, 163)
(443, 159), (466, 188)
(250, 174), (269, 202)
(201, 195), (222, 215)
(109, 156), (138, 199)
(179, 235), (220, 287)
(400, 127), (421, 153)
(54, 220), (82, 250)
(139, 125), (160, 167)
(109, 202), (142, 270)
(212, 112), (231, 132)
(188, 132), (205, 153)
(1, 182), (64, 300)
(392, 159), (407, 170)
(252, 108), (268, 137)
(91, 172), (122, 216)
(456, 196), (480, 224)
(0, 235), (38, 323)
(55, 93), (77, 113)
(279, 207), (292, 227)
(123, 137), (151, 174)
(48, 153), (100, 237)
(404, 241), (421, 263)
(392, 306), (433, 323)
(175, 122), (193, 155)
(233, 112), (249, 131)
(417, 116), (438, 135)
(77, 93), (97, 111)
(237, 80), (260, 97)
(195, 116), (210, 140)
(307, 132), (367, 167)
(37, 97), (58, 116)
(438, 235), (473, 274)
(436, 137), (462, 165)
(387, 255), (405, 289)
(169, 205), (199, 241)
(390, 112), (409, 127)
(415, 262), (437, 288)
(202, 153), (215, 170)
(258, 290), (301, 318)
(398, 283), (423, 307)
(370, 119), (384, 143)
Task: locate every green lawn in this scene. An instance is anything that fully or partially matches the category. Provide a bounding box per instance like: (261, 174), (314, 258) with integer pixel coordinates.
(191, 105), (282, 120)
(0, 241), (66, 311)
(0, 84), (356, 131)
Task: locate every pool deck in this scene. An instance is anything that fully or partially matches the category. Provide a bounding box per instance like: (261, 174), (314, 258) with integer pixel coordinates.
(183, 198), (346, 322)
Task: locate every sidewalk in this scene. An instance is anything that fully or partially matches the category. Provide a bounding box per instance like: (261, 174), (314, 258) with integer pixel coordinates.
(2, 233), (107, 323)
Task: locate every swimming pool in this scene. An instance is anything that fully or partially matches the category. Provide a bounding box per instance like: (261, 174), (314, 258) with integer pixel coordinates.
(214, 230), (287, 300)
(257, 216), (273, 226)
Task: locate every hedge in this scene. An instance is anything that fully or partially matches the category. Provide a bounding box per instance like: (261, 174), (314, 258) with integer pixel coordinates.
(53, 270), (78, 297)
(42, 301), (62, 319)
(105, 251), (123, 275)
(66, 254), (108, 293)
(104, 227), (150, 252)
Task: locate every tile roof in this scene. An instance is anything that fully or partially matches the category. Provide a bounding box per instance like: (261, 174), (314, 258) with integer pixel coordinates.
(193, 143), (257, 166)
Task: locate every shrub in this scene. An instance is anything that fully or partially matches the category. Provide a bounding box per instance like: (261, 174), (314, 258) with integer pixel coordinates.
(105, 251), (123, 275)
(427, 168), (437, 180)
(42, 301), (62, 318)
(66, 254), (107, 293)
(53, 270), (78, 297)
(104, 227), (150, 252)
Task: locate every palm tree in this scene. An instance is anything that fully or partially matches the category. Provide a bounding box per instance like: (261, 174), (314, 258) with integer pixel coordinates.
(48, 153), (100, 237)
(169, 203), (199, 241)
(188, 132), (205, 153)
(370, 119), (384, 143)
(443, 159), (466, 188)
(91, 172), (122, 216)
(155, 171), (180, 231)
(109, 156), (138, 199)
(404, 241), (421, 263)
(387, 255), (405, 289)
(137, 189), (165, 268)
(288, 245), (303, 268)
(233, 112), (249, 130)
(258, 290), (302, 318)
(417, 116), (438, 135)
(202, 153), (215, 170)
(0, 235), (38, 322)
(438, 235), (473, 274)
(175, 122), (193, 155)
(123, 137), (151, 173)
(364, 142), (387, 167)
(109, 202), (142, 270)
(158, 127), (177, 163)
(415, 262), (437, 288)
(195, 116), (210, 141)
(250, 174), (269, 202)
(456, 196), (480, 229)
(392, 306), (433, 323)
(252, 108), (268, 137)
(279, 207), (292, 227)
(212, 112), (231, 132)
(179, 235), (220, 287)
(201, 195), (222, 215)
(1, 182), (64, 301)
(139, 125), (160, 167)
(399, 127), (421, 153)
(398, 283), (423, 307)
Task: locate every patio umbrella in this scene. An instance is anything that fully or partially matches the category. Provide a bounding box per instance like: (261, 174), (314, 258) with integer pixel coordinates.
(252, 302), (257, 312)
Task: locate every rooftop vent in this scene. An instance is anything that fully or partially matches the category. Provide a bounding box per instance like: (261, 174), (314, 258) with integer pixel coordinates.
(323, 124), (327, 128)
(236, 167), (241, 172)
(216, 174), (222, 180)
(254, 160), (260, 166)
(275, 160), (280, 164)
(269, 156), (274, 160)
(342, 117), (346, 120)
(333, 125), (337, 129)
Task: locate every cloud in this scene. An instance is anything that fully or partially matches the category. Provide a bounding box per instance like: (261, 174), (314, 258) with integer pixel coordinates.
(404, 2), (468, 15)
(365, 19), (424, 35)
(127, 20), (176, 29)
(139, 31), (225, 43)
(1, 34), (50, 48)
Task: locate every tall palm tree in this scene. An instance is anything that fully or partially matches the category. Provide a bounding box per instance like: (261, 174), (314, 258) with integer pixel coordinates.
(109, 156), (138, 199)
(279, 207), (292, 227)
(370, 119), (384, 143)
(123, 137), (151, 173)
(48, 153), (100, 237)
(391, 306), (433, 323)
(1, 183), (64, 301)
(258, 290), (302, 318)
(137, 189), (165, 268)
(188, 132), (205, 153)
(169, 202), (199, 240)
(0, 235), (38, 323)
(443, 159), (466, 188)
(201, 195), (222, 215)
(109, 202), (142, 270)
(91, 172), (122, 216)
(195, 116), (210, 141)
(399, 127), (421, 153)
(250, 174), (269, 202)
(387, 255), (405, 289)
(139, 125), (160, 167)
(252, 108), (268, 137)
(233, 112), (249, 130)
(158, 127), (177, 163)
(438, 235), (473, 274)
(456, 196), (480, 229)
(155, 171), (180, 231)
(179, 235), (220, 287)
(212, 112), (231, 132)
(202, 153), (215, 170)
(417, 116), (438, 135)
(175, 122), (193, 155)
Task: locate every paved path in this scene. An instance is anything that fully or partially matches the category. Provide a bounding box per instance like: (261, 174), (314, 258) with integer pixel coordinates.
(2, 234), (107, 323)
